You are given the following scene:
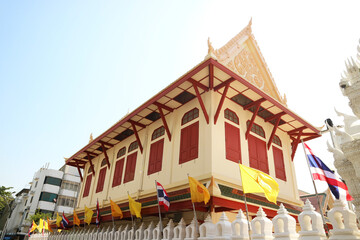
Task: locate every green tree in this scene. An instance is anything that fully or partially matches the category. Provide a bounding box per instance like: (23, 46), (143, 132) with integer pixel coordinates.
(28, 211), (52, 224)
(0, 186), (14, 213)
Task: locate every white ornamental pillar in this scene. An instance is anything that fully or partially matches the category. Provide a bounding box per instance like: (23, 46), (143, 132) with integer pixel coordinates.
(272, 204), (298, 240)
(231, 209), (249, 240)
(162, 219), (175, 240)
(144, 222), (154, 240)
(251, 207), (273, 240)
(185, 217), (198, 240)
(328, 199), (360, 239)
(173, 218), (186, 240)
(199, 214), (215, 240)
(214, 212), (232, 240)
(298, 199), (326, 240)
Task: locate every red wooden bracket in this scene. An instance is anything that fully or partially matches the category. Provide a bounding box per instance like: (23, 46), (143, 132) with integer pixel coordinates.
(288, 126), (307, 136)
(130, 122), (143, 153)
(214, 82), (230, 124)
(128, 120), (146, 129)
(100, 143), (111, 169)
(264, 112), (286, 123)
(209, 63), (214, 90)
(267, 116), (281, 149)
(188, 78), (209, 92)
(290, 130), (304, 160)
(192, 83), (209, 124)
(243, 98), (266, 111)
(86, 153), (96, 175)
(245, 102), (263, 139)
(85, 151), (97, 156)
(75, 160), (83, 181)
(98, 140), (114, 148)
(157, 106), (172, 141)
(214, 77), (235, 91)
(153, 102), (173, 112)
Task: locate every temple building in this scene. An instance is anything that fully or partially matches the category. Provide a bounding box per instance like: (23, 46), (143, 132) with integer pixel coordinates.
(64, 20), (320, 225)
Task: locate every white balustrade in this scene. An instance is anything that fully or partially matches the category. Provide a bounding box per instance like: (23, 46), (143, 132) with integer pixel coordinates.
(173, 218), (186, 240)
(298, 199), (327, 240)
(231, 209), (249, 240)
(251, 207), (273, 240)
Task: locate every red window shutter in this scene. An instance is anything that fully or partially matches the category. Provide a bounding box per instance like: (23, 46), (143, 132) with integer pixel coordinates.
(273, 146), (286, 181)
(257, 139), (269, 174)
(148, 139), (164, 175)
(96, 168), (107, 193)
(83, 174), (92, 197)
(112, 158), (125, 187)
(225, 122), (241, 163)
(248, 135), (268, 173)
(179, 122), (199, 164)
(248, 135), (258, 169)
(124, 152), (137, 183)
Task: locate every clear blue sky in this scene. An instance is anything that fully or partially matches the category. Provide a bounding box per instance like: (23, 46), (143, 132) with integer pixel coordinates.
(1, 1), (359, 195)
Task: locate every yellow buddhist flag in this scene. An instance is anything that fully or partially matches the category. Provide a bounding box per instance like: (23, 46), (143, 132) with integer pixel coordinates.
(56, 212), (62, 227)
(239, 164), (279, 204)
(128, 195), (142, 218)
(37, 219), (44, 232)
(73, 211), (80, 226)
(84, 206), (94, 225)
(46, 217), (53, 232)
(29, 220), (38, 233)
(110, 199), (123, 218)
(188, 176), (210, 204)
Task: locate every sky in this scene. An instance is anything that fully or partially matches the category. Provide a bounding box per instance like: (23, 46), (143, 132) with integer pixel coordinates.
(1, 1), (359, 196)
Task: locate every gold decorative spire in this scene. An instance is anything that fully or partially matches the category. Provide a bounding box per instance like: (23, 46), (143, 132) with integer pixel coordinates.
(208, 176), (221, 196)
(89, 133), (93, 143)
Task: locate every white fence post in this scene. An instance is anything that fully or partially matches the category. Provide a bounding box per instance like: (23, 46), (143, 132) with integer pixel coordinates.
(199, 214), (215, 240)
(173, 218), (186, 240)
(251, 207), (273, 240)
(298, 199), (326, 240)
(272, 203), (298, 240)
(231, 209), (249, 240)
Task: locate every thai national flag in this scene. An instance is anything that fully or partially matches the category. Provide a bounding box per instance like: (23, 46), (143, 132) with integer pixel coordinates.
(61, 212), (70, 228)
(96, 199), (101, 227)
(304, 143), (353, 201)
(156, 181), (170, 211)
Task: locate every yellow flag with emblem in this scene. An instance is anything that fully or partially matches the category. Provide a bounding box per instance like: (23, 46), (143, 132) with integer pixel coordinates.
(128, 195), (142, 218)
(29, 220), (37, 233)
(110, 199), (123, 218)
(46, 217), (53, 232)
(239, 164), (279, 204)
(37, 219), (44, 232)
(188, 176), (210, 204)
(56, 212), (62, 227)
(84, 206), (94, 225)
(73, 211), (80, 226)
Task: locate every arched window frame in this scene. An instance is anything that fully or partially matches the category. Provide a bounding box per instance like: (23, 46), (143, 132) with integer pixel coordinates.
(148, 126), (165, 175)
(224, 108), (239, 125)
(246, 121), (266, 138)
(116, 147), (126, 159)
(181, 108), (199, 125)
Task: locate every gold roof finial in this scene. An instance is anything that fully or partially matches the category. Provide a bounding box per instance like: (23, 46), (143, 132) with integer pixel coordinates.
(208, 37), (214, 54)
(89, 133), (93, 143)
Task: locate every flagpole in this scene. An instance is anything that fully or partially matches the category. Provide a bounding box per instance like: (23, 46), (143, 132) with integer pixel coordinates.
(238, 161), (252, 240)
(301, 140), (330, 236)
(109, 197), (115, 230)
(187, 174), (199, 237)
(154, 180), (163, 237)
(127, 191), (135, 229)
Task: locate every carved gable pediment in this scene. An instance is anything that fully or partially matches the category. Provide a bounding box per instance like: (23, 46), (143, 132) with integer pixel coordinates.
(210, 20), (286, 105)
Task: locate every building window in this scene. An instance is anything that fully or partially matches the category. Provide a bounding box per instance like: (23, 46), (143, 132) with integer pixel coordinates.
(224, 109), (239, 124)
(30, 197), (33, 204)
(83, 174), (92, 197)
(100, 158), (107, 167)
(151, 126), (165, 140)
(272, 135), (282, 147)
(179, 121), (199, 164)
(117, 147), (126, 159)
(34, 181), (38, 188)
(128, 141), (139, 152)
(247, 121), (265, 138)
(225, 122), (241, 163)
(148, 127), (165, 175)
(112, 157), (125, 187)
(44, 176), (62, 187)
(96, 160), (107, 193)
(123, 152), (137, 183)
(61, 181), (79, 192)
(58, 197), (76, 208)
(39, 192), (58, 203)
(248, 134), (269, 174)
(181, 108), (199, 125)
(273, 146), (286, 181)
